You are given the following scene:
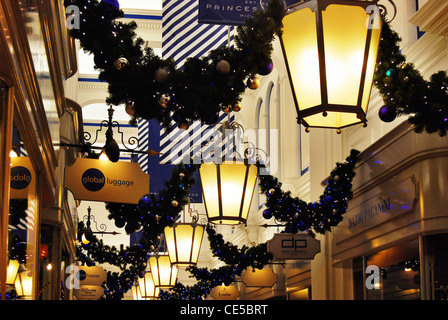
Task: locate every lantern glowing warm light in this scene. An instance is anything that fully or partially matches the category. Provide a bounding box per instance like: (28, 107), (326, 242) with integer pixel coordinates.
(280, 0), (382, 132)
(164, 223), (205, 266)
(199, 160), (258, 225)
(138, 272), (160, 300)
(6, 259), (20, 285)
(148, 255), (178, 288)
(14, 271), (33, 297)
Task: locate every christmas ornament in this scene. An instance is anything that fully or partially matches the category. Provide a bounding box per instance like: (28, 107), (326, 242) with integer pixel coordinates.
(378, 105), (396, 123)
(247, 76), (260, 90)
(102, 0), (120, 10)
(125, 102), (135, 115)
(232, 103), (241, 112)
(386, 68), (396, 77)
(222, 105), (232, 113)
(216, 60), (231, 74)
(158, 94), (170, 107)
(178, 120), (190, 130)
(258, 59), (273, 76)
(154, 68), (169, 82)
(171, 200), (178, 207)
(114, 57), (128, 70)
(262, 209), (273, 220)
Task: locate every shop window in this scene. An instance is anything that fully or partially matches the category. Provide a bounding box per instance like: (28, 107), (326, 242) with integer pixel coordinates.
(426, 234), (448, 300)
(366, 239), (420, 300)
(8, 121), (39, 300)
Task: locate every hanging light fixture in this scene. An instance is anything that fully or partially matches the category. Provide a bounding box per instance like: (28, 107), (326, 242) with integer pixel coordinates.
(199, 119), (259, 225)
(199, 158), (258, 225)
(14, 270), (33, 297)
(148, 254), (178, 289)
(164, 198), (205, 266)
(279, 0), (382, 133)
(131, 282), (142, 300)
(6, 259), (20, 285)
(138, 272), (160, 300)
(164, 222), (205, 267)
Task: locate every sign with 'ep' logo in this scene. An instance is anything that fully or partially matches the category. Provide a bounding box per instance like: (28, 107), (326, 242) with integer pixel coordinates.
(64, 158), (150, 204)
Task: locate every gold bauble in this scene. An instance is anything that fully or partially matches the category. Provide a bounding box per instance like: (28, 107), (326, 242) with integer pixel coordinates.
(232, 103), (241, 112)
(222, 105), (232, 113)
(247, 76), (260, 90)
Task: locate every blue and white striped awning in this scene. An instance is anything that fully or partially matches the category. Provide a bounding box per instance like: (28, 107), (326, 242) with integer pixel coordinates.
(138, 0), (235, 171)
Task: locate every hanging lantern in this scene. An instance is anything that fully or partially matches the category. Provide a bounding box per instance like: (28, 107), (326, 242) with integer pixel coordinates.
(279, 0), (382, 132)
(131, 283), (142, 300)
(14, 270), (33, 297)
(199, 159), (258, 225)
(148, 255), (178, 289)
(164, 222), (205, 266)
(138, 272), (160, 300)
(6, 259), (20, 285)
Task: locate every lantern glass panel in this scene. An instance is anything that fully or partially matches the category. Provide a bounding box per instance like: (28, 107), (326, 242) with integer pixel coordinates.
(165, 224), (204, 266)
(138, 272), (160, 299)
(282, 7), (321, 111)
(361, 22), (381, 113)
(149, 255), (178, 288)
(322, 5), (367, 107)
(219, 162), (249, 220)
(199, 163), (220, 220)
(6, 259), (19, 284)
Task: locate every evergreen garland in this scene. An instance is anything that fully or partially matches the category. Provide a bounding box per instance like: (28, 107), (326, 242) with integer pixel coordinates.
(77, 149), (359, 299)
(76, 162), (200, 299)
(64, 0), (284, 130)
(375, 16), (448, 136)
(160, 149), (359, 299)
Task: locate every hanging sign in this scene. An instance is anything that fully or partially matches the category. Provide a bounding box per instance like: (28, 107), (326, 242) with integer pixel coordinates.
(198, 0), (302, 25)
(76, 266), (107, 286)
(10, 157), (35, 199)
(74, 285), (104, 300)
(241, 267), (278, 287)
(210, 285), (240, 300)
(64, 158), (149, 204)
(267, 233), (321, 260)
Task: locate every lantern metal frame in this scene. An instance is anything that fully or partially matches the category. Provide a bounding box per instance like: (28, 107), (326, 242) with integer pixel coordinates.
(164, 198), (205, 267)
(138, 271), (160, 300)
(148, 254), (179, 289)
(198, 118), (262, 226)
(279, 0), (383, 132)
(200, 158), (258, 225)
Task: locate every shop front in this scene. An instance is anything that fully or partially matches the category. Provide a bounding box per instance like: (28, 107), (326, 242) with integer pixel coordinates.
(333, 121), (448, 300)
(0, 0), (79, 300)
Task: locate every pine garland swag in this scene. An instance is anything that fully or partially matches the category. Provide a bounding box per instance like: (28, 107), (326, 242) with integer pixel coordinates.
(374, 16), (448, 136)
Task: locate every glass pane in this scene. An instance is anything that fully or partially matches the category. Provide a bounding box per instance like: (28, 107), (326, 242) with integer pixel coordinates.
(322, 5), (368, 106)
(366, 239), (420, 300)
(199, 164), (220, 219)
(8, 121), (38, 300)
(282, 7), (321, 111)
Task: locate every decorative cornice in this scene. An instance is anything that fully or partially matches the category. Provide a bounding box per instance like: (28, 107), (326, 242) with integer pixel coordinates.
(409, 0), (448, 36)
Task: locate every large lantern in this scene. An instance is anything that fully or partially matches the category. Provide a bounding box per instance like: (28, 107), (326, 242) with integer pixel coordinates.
(148, 255), (178, 289)
(138, 272), (160, 300)
(164, 222), (205, 266)
(280, 0), (382, 132)
(199, 159), (258, 225)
